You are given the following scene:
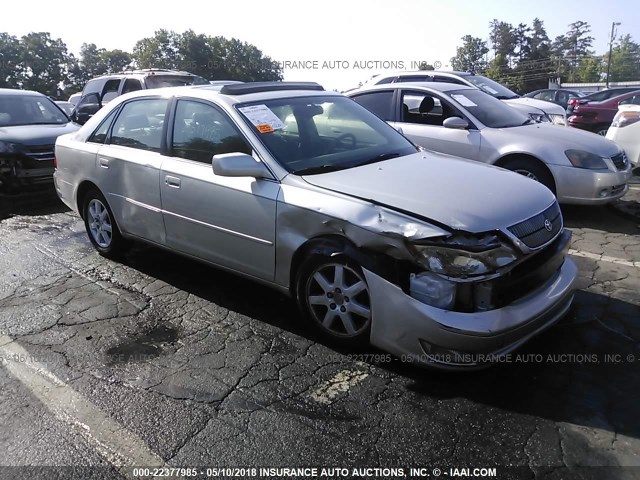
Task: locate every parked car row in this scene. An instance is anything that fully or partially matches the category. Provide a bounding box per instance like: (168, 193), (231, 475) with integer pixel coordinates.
(354, 70), (568, 126)
(53, 81), (578, 369)
(347, 82), (631, 204)
(3, 68), (636, 369)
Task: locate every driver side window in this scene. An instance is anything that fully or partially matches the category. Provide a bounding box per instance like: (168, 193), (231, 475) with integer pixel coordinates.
(401, 91), (464, 127)
(172, 100), (252, 163)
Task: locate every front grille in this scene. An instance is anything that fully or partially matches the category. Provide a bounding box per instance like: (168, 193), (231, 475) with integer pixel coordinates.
(489, 230), (571, 308)
(25, 145), (55, 162)
(508, 202), (562, 249)
(610, 152), (628, 171)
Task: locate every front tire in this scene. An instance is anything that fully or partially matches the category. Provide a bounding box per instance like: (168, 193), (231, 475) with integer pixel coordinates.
(82, 189), (126, 258)
(502, 157), (556, 195)
(296, 254), (372, 346)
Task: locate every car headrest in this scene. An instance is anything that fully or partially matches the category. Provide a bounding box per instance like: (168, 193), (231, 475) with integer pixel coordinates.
(123, 114), (150, 130)
(419, 96), (435, 114)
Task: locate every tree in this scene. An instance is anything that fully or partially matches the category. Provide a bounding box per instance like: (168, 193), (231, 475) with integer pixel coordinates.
(20, 32), (70, 96)
(451, 35), (488, 72)
(132, 29), (181, 70)
(101, 49), (132, 73)
(417, 62), (435, 70)
(609, 34), (640, 82)
(489, 20), (515, 64)
(132, 30), (282, 81)
(0, 33), (24, 88)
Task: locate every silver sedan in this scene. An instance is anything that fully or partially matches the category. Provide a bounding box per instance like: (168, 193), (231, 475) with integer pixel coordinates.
(54, 83), (577, 369)
(348, 83), (632, 204)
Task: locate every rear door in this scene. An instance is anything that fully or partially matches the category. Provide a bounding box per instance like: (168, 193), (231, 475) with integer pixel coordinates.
(159, 98), (279, 281)
(95, 97), (169, 244)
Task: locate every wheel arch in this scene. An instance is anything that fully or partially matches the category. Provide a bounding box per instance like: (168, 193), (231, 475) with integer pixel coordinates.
(289, 234), (391, 297)
(494, 153), (557, 193)
(75, 180), (101, 219)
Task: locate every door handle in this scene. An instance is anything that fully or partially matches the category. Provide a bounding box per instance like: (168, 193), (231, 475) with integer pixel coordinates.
(165, 175), (181, 188)
(98, 157), (110, 168)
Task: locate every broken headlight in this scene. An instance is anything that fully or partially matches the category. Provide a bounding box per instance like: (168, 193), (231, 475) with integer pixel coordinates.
(411, 234), (519, 278)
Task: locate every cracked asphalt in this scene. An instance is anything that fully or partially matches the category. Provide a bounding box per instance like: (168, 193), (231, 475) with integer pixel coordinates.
(0, 185), (639, 480)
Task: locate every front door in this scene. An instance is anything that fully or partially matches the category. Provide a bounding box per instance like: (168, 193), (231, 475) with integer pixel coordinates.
(160, 99), (279, 281)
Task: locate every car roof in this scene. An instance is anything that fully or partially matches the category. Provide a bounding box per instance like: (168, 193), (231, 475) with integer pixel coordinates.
(0, 88), (45, 97)
(112, 82), (340, 106)
(353, 82), (476, 94)
(89, 69), (201, 81)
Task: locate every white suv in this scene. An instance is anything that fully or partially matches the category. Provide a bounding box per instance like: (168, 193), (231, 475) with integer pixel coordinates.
(358, 70), (567, 126)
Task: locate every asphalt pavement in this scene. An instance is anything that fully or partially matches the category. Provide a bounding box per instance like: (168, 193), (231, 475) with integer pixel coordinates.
(0, 185), (639, 480)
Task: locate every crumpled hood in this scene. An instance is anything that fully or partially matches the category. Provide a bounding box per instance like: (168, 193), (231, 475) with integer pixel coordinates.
(505, 97), (566, 115)
(302, 152), (556, 233)
(0, 123), (79, 146)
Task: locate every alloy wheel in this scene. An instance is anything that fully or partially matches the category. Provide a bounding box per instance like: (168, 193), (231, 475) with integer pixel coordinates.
(514, 169), (539, 181)
(305, 263), (371, 337)
(87, 199), (113, 248)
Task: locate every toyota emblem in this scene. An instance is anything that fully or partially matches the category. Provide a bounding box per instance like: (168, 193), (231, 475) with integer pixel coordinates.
(544, 219), (553, 232)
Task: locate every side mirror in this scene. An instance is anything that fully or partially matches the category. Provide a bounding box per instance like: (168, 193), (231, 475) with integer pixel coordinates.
(71, 93), (102, 125)
(212, 153), (274, 179)
(443, 117), (469, 130)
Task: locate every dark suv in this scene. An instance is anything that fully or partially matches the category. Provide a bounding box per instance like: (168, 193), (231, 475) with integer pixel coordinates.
(72, 69), (209, 124)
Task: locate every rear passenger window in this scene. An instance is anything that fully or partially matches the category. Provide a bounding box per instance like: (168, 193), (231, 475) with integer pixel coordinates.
(171, 100), (252, 163)
(122, 79), (143, 94)
(351, 91), (394, 121)
(88, 108), (120, 144)
(101, 79), (121, 103)
(110, 99), (168, 152)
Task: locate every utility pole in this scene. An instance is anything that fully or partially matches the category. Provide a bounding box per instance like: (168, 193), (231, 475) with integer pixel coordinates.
(606, 22), (621, 88)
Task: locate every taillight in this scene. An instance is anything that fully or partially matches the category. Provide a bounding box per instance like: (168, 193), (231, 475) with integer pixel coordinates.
(568, 98), (577, 106)
(53, 154), (57, 169)
(611, 110), (640, 128)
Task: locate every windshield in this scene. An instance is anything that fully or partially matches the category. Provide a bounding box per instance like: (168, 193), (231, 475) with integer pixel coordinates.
(236, 96), (417, 175)
(0, 95), (69, 126)
(144, 74), (209, 89)
(460, 74), (519, 100)
(449, 89), (530, 128)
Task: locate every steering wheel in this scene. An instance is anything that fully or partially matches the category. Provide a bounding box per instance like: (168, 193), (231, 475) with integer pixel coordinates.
(334, 133), (357, 150)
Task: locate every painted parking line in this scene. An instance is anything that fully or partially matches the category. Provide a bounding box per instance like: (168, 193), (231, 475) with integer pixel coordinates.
(0, 335), (164, 470)
(569, 249), (640, 269)
(310, 369), (369, 405)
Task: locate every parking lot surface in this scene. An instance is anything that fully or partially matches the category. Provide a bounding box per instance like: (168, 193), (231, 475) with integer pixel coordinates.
(0, 185), (639, 480)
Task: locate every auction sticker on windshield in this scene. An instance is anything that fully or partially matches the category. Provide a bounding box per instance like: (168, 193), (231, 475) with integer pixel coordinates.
(451, 94), (478, 107)
(239, 105), (284, 132)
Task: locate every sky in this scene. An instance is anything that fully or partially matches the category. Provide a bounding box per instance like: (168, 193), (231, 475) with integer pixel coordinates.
(2, 0), (638, 91)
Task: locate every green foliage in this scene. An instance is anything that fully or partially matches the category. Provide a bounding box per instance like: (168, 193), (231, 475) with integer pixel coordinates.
(0, 29), (282, 98)
(608, 34), (640, 82)
(455, 18), (638, 94)
(417, 62), (435, 70)
(132, 30), (282, 81)
(450, 35), (489, 72)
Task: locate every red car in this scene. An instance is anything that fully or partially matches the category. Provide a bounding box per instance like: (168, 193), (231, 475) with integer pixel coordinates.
(568, 89), (640, 135)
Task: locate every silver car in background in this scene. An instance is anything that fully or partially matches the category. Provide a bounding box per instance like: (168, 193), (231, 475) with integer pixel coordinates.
(349, 83), (632, 204)
(54, 82), (577, 369)
(357, 70), (568, 126)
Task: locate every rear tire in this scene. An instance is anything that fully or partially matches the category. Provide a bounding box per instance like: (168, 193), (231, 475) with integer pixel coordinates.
(296, 253), (372, 346)
(502, 157), (556, 195)
(82, 188), (127, 258)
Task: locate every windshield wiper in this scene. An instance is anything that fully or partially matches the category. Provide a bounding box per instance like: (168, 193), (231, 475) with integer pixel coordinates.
(295, 164), (344, 175)
(521, 118), (534, 125)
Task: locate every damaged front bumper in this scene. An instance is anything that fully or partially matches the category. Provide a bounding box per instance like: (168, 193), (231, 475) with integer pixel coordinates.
(365, 249), (578, 371)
